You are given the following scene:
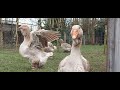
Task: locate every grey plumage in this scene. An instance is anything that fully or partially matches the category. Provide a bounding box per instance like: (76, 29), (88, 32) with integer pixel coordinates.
(59, 39), (71, 52)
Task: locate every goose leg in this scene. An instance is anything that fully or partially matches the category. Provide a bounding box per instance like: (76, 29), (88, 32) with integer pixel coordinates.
(31, 60), (40, 70)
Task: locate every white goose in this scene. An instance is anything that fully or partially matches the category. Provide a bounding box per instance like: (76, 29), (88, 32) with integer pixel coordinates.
(58, 25), (90, 72)
(19, 24), (60, 69)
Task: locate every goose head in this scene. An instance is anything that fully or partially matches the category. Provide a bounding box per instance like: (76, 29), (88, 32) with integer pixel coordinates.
(71, 25), (83, 46)
(19, 24), (30, 37)
(59, 39), (64, 44)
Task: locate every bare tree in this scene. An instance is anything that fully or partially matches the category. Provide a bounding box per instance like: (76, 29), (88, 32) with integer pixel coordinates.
(5, 18), (7, 23)
(0, 18), (3, 47)
(11, 18), (14, 32)
(90, 18), (97, 45)
(38, 18), (41, 29)
(104, 18), (108, 54)
(15, 18), (19, 49)
(80, 18), (91, 44)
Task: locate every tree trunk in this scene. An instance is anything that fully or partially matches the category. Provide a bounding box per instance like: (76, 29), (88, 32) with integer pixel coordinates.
(5, 18), (7, 23)
(38, 18), (41, 29)
(91, 18), (96, 45)
(11, 18), (14, 33)
(83, 35), (86, 45)
(87, 18), (91, 44)
(91, 31), (95, 45)
(104, 25), (107, 54)
(15, 18), (19, 50)
(64, 31), (66, 43)
(0, 18), (3, 47)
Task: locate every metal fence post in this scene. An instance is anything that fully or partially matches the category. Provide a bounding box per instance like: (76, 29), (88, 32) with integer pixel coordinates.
(108, 18), (120, 72)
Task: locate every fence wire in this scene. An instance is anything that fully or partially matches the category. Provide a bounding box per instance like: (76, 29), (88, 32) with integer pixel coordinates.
(0, 23), (107, 72)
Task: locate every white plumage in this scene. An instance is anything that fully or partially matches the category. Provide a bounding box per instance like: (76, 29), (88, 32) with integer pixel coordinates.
(58, 25), (90, 72)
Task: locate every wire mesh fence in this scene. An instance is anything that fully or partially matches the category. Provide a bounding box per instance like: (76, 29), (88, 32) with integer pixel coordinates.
(0, 30), (107, 72)
(0, 19), (107, 72)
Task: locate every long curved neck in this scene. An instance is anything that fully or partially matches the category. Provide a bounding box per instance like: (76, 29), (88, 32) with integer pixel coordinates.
(70, 40), (81, 56)
(60, 41), (63, 45)
(24, 34), (30, 42)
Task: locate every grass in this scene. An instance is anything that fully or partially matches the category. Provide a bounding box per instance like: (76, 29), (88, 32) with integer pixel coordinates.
(81, 45), (106, 72)
(0, 45), (106, 72)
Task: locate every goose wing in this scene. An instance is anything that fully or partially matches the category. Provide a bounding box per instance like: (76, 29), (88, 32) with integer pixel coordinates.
(29, 29), (61, 50)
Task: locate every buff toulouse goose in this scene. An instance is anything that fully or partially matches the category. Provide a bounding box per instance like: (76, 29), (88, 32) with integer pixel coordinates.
(59, 39), (71, 52)
(19, 24), (60, 69)
(58, 25), (90, 72)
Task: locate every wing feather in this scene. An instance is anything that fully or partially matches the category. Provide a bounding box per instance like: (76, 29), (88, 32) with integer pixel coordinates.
(29, 29), (61, 49)
(39, 30), (61, 42)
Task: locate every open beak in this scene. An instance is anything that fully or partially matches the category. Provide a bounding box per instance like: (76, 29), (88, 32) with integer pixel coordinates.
(71, 30), (78, 39)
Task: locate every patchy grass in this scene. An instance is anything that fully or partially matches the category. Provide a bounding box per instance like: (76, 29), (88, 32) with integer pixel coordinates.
(0, 45), (106, 72)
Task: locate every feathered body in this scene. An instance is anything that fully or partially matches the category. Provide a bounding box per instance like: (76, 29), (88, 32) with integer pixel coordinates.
(47, 42), (57, 52)
(59, 39), (71, 52)
(58, 25), (90, 72)
(19, 24), (60, 69)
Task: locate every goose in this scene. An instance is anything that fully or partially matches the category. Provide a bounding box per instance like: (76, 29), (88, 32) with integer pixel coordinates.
(48, 42), (57, 52)
(43, 42), (57, 58)
(19, 24), (60, 69)
(58, 25), (90, 72)
(59, 39), (71, 52)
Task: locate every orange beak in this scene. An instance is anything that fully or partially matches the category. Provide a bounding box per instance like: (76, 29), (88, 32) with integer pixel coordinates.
(71, 30), (78, 39)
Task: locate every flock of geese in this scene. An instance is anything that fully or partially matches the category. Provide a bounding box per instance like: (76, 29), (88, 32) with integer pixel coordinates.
(19, 24), (90, 72)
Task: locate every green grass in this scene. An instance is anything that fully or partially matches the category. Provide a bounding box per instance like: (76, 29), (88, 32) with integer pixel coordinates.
(0, 45), (106, 72)
(81, 45), (106, 72)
